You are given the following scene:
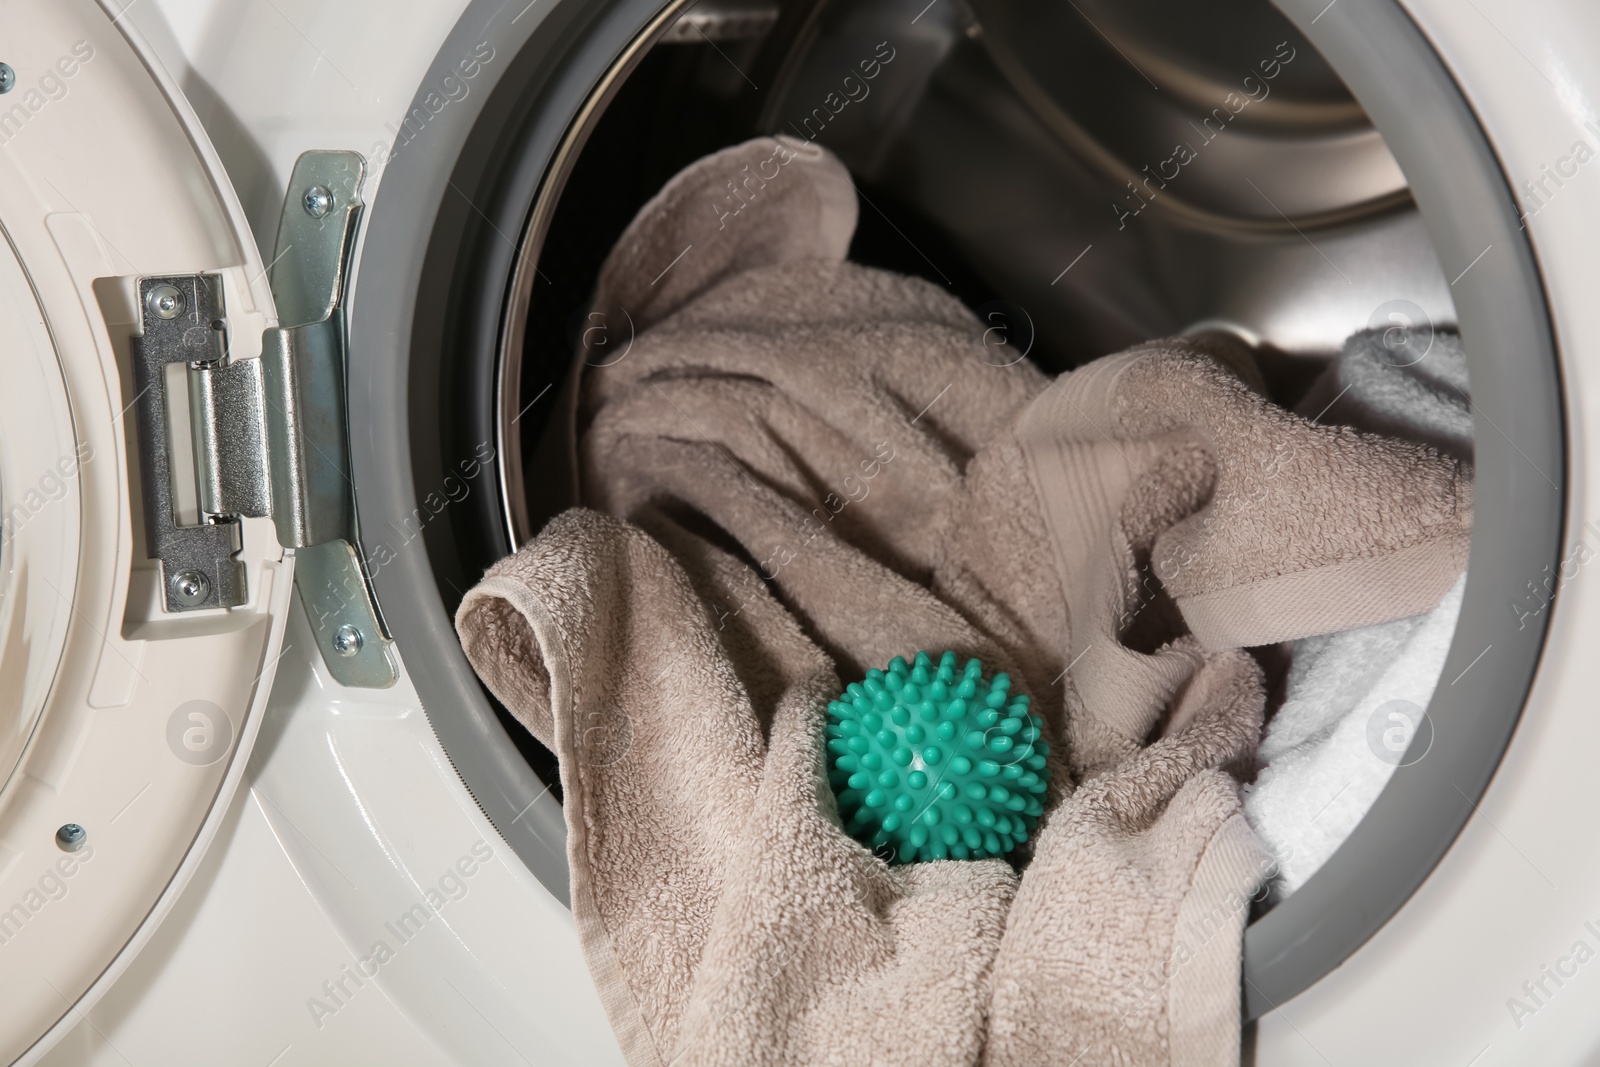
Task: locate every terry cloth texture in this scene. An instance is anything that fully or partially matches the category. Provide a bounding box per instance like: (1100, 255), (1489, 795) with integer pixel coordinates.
(1244, 327), (1474, 898)
(1297, 326), (1473, 461)
(455, 137), (1475, 1067)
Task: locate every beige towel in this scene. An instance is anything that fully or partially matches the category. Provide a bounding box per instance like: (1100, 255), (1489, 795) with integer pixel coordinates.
(455, 137), (1472, 1067)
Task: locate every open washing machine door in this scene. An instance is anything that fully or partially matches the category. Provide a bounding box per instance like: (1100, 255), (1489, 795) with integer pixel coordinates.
(2, 8), (624, 1067)
(0, 3), (301, 1061)
(0, 1), (630, 1064)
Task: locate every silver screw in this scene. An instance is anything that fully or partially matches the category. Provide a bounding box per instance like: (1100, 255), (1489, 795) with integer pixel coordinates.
(0, 64), (15, 95)
(146, 283), (185, 321)
(56, 823), (87, 852)
(303, 185), (334, 219)
(171, 570), (210, 608)
(332, 624), (364, 657)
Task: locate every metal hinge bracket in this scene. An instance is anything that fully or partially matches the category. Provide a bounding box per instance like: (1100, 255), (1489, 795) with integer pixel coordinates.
(131, 150), (396, 687)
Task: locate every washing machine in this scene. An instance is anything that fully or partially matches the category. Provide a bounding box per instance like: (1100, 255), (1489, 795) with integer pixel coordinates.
(0, 0), (1593, 1062)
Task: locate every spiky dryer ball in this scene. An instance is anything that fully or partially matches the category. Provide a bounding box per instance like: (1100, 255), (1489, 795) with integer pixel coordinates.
(825, 651), (1049, 863)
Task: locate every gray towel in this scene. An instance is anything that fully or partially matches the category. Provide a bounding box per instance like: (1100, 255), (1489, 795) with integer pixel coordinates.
(1298, 327), (1473, 460)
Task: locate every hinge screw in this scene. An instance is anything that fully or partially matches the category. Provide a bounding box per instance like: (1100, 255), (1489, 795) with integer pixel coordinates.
(56, 823), (87, 852)
(146, 283), (185, 320)
(332, 624), (364, 657)
(171, 570), (211, 607)
(303, 185), (334, 219)
(0, 64), (15, 95)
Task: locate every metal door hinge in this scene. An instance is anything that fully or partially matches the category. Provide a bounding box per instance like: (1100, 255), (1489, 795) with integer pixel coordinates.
(131, 150), (396, 687)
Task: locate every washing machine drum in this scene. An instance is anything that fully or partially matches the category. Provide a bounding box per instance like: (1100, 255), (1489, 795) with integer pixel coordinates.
(350, 0), (1560, 1022)
(0, 0), (1561, 1058)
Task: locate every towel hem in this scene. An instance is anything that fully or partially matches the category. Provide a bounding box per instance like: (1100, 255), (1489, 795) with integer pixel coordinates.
(1167, 809), (1268, 1066)
(469, 575), (668, 1067)
(1175, 535), (1470, 649)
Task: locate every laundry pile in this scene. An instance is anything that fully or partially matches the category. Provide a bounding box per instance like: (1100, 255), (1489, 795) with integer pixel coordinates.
(455, 138), (1473, 1066)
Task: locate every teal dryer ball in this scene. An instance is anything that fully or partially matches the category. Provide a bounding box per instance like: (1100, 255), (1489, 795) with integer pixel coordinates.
(824, 651), (1050, 863)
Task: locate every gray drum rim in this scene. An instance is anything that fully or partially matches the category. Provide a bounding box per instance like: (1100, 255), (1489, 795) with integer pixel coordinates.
(344, 0), (1564, 1016)
(344, 0), (688, 905)
(1240, 0), (1563, 1016)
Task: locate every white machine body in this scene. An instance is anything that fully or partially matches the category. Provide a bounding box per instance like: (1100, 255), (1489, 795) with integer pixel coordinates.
(0, 1), (1594, 1064)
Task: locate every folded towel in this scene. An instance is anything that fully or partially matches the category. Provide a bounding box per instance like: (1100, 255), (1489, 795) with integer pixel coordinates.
(455, 137), (1474, 1067)
(1244, 327), (1473, 898)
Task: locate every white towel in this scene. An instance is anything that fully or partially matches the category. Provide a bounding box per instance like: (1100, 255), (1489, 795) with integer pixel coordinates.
(1244, 327), (1471, 897)
(1243, 574), (1465, 896)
